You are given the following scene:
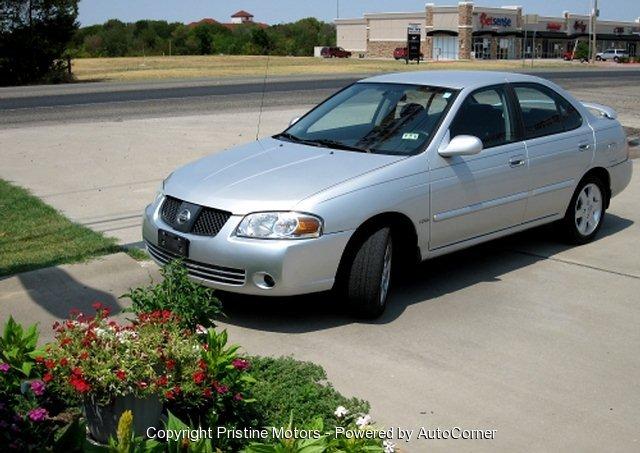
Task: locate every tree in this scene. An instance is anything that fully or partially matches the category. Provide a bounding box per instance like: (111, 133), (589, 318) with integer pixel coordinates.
(0, 0), (79, 85)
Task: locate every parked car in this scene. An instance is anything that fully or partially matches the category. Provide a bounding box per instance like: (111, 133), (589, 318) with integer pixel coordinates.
(320, 47), (351, 58)
(143, 71), (632, 318)
(393, 47), (424, 61)
(596, 49), (628, 62)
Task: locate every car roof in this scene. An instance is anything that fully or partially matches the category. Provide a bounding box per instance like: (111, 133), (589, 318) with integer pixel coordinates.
(360, 71), (548, 91)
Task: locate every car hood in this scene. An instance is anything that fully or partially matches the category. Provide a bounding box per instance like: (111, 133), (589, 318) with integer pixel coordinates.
(164, 137), (404, 214)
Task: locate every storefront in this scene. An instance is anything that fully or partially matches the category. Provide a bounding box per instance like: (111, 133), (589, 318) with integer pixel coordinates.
(335, 1), (640, 60)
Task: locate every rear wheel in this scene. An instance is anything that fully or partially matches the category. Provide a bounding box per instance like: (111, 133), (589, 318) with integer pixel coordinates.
(596, 55), (602, 61)
(344, 228), (393, 319)
(614, 56), (620, 63)
(559, 176), (606, 244)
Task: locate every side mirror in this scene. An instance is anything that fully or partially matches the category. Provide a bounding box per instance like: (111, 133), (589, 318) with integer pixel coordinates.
(438, 135), (483, 158)
(289, 117), (300, 126)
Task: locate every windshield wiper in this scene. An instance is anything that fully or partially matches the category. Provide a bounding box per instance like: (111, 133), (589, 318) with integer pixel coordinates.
(273, 132), (304, 143)
(302, 138), (370, 153)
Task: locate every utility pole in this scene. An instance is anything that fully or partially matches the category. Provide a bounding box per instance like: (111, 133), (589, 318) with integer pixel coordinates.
(336, 0), (340, 19)
(591, 0), (599, 63)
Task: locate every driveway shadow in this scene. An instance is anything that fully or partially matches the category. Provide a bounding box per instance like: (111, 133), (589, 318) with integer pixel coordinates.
(15, 266), (120, 320)
(220, 213), (633, 333)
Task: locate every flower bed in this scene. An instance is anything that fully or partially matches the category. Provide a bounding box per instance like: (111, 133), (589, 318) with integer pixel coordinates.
(0, 261), (389, 452)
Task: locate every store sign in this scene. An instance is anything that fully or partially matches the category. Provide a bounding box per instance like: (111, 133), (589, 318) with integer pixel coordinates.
(546, 22), (563, 31)
(406, 24), (421, 62)
(573, 20), (587, 33)
(479, 13), (512, 28)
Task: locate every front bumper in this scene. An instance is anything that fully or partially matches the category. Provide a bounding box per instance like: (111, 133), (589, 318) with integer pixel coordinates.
(609, 158), (633, 198)
(142, 200), (352, 296)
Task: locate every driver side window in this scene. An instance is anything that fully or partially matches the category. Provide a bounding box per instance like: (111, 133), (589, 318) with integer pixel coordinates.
(449, 86), (514, 149)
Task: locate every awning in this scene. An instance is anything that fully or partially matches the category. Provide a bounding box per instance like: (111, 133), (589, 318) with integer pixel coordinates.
(426, 30), (459, 37)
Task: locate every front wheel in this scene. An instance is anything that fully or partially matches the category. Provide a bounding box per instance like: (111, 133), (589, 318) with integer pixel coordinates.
(559, 177), (606, 244)
(344, 228), (393, 319)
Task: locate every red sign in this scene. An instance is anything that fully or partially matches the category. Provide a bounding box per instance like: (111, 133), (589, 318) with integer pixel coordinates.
(573, 20), (587, 33)
(479, 12), (512, 28)
(546, 22), (563, 31)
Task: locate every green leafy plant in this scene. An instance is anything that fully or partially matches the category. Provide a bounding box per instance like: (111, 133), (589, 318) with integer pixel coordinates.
(103, 410), (162, 453)
(122, 260), (223, 330)
(165, 411), (215, 453)
(249, 357), (370, 429)
(0, 316), (44, 383)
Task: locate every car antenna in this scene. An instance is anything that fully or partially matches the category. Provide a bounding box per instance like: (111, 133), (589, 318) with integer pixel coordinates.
(255, 54), (270, 142)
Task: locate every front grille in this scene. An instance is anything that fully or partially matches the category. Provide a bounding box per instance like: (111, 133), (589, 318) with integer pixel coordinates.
(146, 241), (246, 286)
(192, 207), (231, 236)
(160, 196), (182, 225)
(160, 196), (231, 237)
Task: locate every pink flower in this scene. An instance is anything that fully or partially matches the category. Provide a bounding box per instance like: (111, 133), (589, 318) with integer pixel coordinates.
(0, 363), (9, 373)
(30, 380), (45, 396)
(28, 408), (48, 422)
(232, 358), (250, 371)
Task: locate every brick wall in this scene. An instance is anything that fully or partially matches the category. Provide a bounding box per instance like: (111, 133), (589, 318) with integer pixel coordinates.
(458, 2), (473, 59)
(368, 41), (404, 58)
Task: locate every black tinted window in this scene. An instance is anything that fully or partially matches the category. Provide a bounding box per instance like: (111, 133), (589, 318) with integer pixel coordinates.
(450, 86), (514, 149)
(514, 84), (583, 138)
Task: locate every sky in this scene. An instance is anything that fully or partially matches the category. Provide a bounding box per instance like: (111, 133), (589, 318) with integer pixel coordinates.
(78, 1), (639, 26)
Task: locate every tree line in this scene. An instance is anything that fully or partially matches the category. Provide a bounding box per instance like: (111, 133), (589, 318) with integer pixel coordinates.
(1, 0), (335, 86)
(69, 18), (335, 58)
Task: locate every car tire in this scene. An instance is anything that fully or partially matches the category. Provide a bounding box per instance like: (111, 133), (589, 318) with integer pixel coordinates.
(596, 56), (602, 61)
(614, 56), (620, 63)
(345, 227), (393, 319)
(559, 176), (607, 244)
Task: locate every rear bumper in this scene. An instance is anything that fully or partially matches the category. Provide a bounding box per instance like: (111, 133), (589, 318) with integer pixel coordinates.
(609, 158), (633, 198)
(142, 200), (352, 296)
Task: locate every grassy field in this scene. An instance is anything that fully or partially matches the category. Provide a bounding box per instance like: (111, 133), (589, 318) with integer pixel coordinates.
(72, 55), (590, 82)
(0, 179), (121, 276)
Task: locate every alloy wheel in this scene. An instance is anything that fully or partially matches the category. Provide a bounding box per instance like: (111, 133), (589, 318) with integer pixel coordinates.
(575, 183), (603, 236)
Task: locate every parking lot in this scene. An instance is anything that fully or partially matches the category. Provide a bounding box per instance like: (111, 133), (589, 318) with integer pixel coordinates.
(1, 69), (639, 451)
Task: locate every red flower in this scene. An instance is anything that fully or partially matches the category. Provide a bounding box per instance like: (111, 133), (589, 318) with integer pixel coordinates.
(165, 359), (176, 370)
(192, 371), (206, 384)
(34, 356), (44, 364)
(44, 359), (56, 370)
(198, 359), (207, 370)
(60, 337), (72, 346)
(232, 358), (250, 371)
(59, 357), (69, 367)
(42, 372), (53, 383)
(115, 369), (126, 381)
(203, 388), (212, 398)
(165, 389), (175, 399)
(137, 381), (148, 390)
(233, 392), (243, 401)
(212, 381), (228, 394)
(91, 302), (104, 311)
(71, 367), (83, 376)
(69, 375), (91, 393)
(156, 375), (168, 387)
(79, 351), (89, 360)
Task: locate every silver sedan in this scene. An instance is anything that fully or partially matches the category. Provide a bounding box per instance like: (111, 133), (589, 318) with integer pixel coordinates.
(143, 71), (632, 318)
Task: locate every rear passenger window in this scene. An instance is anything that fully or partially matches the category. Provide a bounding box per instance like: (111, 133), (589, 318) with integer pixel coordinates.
(514, 84), (582, 139)
(450, 86), (514, 149)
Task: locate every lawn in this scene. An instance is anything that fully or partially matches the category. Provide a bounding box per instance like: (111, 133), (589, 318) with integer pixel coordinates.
(0, 179), (120, 276)
(72, 55), (591, 82)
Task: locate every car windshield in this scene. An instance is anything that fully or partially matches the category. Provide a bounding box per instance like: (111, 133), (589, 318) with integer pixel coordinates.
(276, 82), (458, 156)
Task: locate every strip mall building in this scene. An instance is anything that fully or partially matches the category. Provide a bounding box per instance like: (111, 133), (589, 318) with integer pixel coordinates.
(336, 2), (640, 60)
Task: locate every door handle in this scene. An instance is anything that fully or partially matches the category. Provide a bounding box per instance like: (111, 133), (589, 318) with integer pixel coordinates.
(579, 143), (591, 151)
(509, 157), (526, 168)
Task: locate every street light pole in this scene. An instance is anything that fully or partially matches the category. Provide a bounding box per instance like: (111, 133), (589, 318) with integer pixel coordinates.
(336, 0), (339, 19)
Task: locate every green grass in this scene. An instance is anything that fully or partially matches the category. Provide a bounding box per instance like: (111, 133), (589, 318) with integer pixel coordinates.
(123, 246), (150, 261)
(0, 179), (120, 276)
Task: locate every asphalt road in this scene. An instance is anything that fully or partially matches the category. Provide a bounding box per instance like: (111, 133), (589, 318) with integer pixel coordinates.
(2, 69), (640, 127)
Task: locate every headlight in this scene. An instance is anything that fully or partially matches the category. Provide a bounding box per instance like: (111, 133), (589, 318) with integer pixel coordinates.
(235, 212), (323, 239)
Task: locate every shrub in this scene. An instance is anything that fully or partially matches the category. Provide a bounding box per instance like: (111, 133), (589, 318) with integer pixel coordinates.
(249, 356), (370, 429)
(0, 318), (84, 451)
(122, 260), (223, 330)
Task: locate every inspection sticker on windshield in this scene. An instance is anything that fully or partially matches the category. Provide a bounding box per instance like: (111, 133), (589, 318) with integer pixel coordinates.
(402, 133), (420, 140)
(442, 92), (452, 99)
